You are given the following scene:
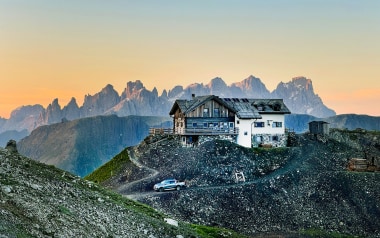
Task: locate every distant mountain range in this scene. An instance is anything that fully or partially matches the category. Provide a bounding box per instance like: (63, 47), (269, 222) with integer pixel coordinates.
(0, 75), (335, 136)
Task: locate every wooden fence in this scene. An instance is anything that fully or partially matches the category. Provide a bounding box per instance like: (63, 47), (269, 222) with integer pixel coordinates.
(149, 127), (239, 135)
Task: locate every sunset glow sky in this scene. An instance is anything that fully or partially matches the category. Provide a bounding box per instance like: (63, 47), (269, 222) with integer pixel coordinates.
(1, 0), (379, 118)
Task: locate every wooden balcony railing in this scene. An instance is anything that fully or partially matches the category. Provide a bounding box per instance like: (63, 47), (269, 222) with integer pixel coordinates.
(150, 127), (239, 135)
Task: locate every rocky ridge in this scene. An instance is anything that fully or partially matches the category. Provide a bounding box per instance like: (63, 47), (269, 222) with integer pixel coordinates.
(0, 141), (244, 238)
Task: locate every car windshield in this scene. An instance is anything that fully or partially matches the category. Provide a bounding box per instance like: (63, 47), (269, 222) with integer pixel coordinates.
(163, 180), (174, 184)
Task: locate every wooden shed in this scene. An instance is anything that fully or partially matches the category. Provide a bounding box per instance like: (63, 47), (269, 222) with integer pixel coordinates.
(309, 121), (329, 135)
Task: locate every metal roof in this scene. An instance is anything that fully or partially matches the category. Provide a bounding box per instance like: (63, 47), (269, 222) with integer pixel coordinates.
(169, 95), (291, 118)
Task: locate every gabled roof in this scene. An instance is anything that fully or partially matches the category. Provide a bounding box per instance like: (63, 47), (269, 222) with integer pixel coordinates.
(169, 95), (291, 118)
(169, 95), (237, 116)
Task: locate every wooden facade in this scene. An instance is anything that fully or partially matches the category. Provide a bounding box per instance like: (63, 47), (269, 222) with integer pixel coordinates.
(170, 95), (238, 135)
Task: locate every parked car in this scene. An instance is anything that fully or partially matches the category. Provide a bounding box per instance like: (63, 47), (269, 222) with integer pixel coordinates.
(153, 179), (186, 192)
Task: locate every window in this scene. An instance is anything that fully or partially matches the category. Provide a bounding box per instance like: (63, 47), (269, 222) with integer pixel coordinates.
(214, 108), (220, 117)
(203, 122), (208, 128)
(203, 108), (209, 117)
(244, 131), (248, 136)
(254, 122), (265, 127)
(192, 123), (197, 128)
(237, 120), (240, 124)
(272, 135), (279, 141)
(272, 122), (282, 128)
(257, 104), (265, 111)
(229, 122), (234, 128)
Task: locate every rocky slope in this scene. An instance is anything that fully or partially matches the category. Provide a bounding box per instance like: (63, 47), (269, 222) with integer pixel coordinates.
(0, 141), (244, 238)
(89, 131), (380, 237)
(17, 115), (171, 177)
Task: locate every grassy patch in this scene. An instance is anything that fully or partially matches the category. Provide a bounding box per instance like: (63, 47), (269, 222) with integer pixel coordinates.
(85, 148), (131, 183)
(58, 205), (73, 216)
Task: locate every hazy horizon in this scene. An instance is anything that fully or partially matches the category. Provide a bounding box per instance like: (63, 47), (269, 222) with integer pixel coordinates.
(1, 1), (379, 118)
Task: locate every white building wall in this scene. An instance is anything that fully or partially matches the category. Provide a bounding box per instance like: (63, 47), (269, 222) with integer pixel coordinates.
(251, 114), (285, 134)
(236, 114), (286, 148)
(236, 118), (254, 148)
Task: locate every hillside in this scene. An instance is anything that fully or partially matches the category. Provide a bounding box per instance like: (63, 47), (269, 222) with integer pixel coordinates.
(0, 141), (245, 237)
(88, 131), (380, 237)
(18, 115), (171, 177)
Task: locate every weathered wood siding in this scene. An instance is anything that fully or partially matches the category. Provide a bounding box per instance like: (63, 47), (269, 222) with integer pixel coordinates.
(187, 100), (233, 118)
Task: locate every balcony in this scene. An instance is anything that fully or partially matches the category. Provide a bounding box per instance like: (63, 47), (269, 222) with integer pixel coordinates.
(149, 127), (239, 136)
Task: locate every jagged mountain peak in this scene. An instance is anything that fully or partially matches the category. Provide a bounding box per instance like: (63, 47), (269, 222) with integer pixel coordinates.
(67, 97), (78, 106)
(126, 80), (145, 92)
(207, 77), (228, 96)
(122, 80), (146, 99)
(290, 76), (313, 91)
(101, 84), (116, 94)
(50, 98), (60, 106)
(273, 77), (335, 117)
(230, 75), (270, 98)
(207, 77), (225, 86)
(9, 105), (44, 119)
(168, 85), (185, 99)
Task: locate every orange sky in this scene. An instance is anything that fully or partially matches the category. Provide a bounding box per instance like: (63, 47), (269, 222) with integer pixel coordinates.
(1, 1), (379, 118)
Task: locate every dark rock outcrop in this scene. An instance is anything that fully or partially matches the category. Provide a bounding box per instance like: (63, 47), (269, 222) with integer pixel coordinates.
(5, 139), (17, 153)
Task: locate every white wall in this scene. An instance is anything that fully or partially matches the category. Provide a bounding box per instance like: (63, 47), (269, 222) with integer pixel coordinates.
(251, 114), (285, 134)
(236, 114), (286, 148)
(236, 118), (254, 148)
